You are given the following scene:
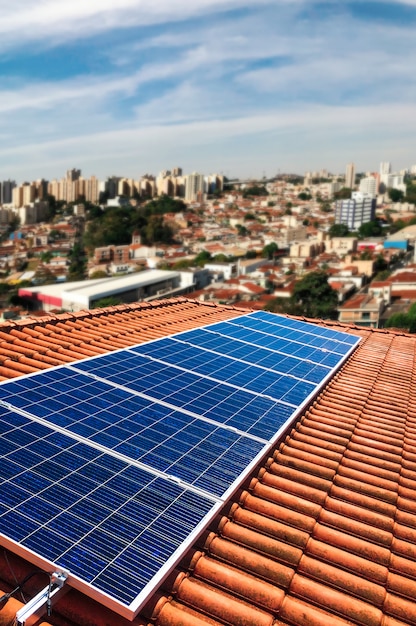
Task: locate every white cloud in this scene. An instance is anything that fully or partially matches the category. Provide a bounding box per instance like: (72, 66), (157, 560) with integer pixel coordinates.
(0, 1), (416, 179)
(1, 103), (415, 180)
(0, 0), (275, 49)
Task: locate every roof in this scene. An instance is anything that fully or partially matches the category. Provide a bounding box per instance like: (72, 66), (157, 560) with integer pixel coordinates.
(19, 270), (180, 307)
(1, 298), (416, 626)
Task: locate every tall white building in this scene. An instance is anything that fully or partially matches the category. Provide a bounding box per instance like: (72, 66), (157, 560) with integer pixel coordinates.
(335, 192), (376, 230)
(379, 162), (392, 191)
(185, 173), (205, 203)
(345, 163), (355, 189)
(359, 176), (378, 196)
(380, 162), (391, 176)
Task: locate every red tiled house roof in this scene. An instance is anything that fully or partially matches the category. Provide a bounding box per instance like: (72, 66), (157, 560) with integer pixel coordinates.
(0, 298), (416, 626)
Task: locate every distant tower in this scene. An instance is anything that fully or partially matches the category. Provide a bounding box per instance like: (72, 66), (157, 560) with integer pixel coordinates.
(380, 162), (391, 176)
(67, 168), (81, 182)
(185, 173), (205, 203)
(1, 180), (16, 204)
(345, 163), (355, 189)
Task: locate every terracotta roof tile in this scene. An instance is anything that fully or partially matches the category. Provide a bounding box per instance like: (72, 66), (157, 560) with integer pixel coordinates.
(1, 299), (416, 626)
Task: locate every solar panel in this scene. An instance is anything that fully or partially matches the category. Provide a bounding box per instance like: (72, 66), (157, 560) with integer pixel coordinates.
(0, 407), (217, 615)
(0, 368), (268, 497)
(0, 310), (360, 619)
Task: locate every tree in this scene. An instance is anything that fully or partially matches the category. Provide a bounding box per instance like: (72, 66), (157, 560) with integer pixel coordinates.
(262, 242), (278, 260)
(292, 271), (338, 319)
(92, 296), (122, 309)
(329, 223), (349, 237)
(298, 192), (312, 201)
(388, 188), (404, 203)
(89, 270), (108, 279)
(194, 250), (212, 266)
(264, 271), (338, 319)
(140, 216), (174, 245)
(334, 188), (352, 200)
(358, 220), (382, 238)
(40, 251), (53, 263)
(242, 186), (268, 197)
(67, 242), (87, 281)
(373, 269), (391, 281)
(385, 312), (412, 330)
(373, 254), (388, 273)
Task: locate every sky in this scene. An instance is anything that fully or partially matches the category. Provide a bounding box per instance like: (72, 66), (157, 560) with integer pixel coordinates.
(1, 0), (416, 182)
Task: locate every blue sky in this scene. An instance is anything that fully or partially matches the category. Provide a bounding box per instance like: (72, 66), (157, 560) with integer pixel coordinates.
(1, 0), (416, 182)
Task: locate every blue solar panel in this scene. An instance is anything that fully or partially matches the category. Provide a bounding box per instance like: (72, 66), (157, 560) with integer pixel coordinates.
(0, 310), (360, 617)
(0, 408), (215, 608)
(0, 369), (267, 498)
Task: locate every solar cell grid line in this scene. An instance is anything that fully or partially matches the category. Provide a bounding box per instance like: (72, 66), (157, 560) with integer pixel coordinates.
(205, 322), (345, 367)
(0, 368), (271, 497)
(0, 407), (220, 618)
(214, 312), (360, 353)
(69, 356), (298, 439)
(175, 324), (350, 369)
(129, 335), (332, 385)
(71, 342), (308, 407)
(247, 310), (360, 345)
(222, 315), (356, 355)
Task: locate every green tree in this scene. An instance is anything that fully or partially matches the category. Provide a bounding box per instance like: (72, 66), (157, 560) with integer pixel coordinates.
(298, 192), (312, 201)
(264, 271), (338, 319)
(40, 251), (53, 263)
(373, 269), (391, 281)
(92, 296), (122, 309)
(388, 188), (404, 203)
(242, 186), (268, 197)
(262, 242), (278, 260)
(89, 270), (108, 279)
(373, 254), (388, 273)
(67, 242), (87, 281)
(140, 216), (174, 246)
(334, 188), (352, 200)
(385, 312), (411, 330)
(194, 250), (212, 266)
(236, 224), (248, 236)
(329, 223), (350, 237)
(358, 220), (382, 238)
(291, 271), (338, 319)
(321, 202), (332, 213)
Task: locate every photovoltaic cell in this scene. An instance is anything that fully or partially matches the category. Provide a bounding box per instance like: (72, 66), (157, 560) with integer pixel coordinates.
(0, 408), (215, 606)
(0, 310), (360, 617)
(0, 369), (266, 497)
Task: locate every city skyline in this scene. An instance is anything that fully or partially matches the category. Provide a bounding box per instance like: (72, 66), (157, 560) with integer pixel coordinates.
(0, 1), (416, 180)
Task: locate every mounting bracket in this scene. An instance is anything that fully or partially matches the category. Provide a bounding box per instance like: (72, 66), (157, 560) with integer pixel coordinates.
(15, 571), (68, 626)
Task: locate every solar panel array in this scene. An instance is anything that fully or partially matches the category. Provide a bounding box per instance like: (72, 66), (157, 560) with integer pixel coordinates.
(0, 311), (360, 618)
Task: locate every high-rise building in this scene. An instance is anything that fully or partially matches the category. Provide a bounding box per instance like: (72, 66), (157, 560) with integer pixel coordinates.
(345, 163), (355, 189)
(1, 179), (16, 204)
(359, 175), (378, 196)
(380, 162), (391, 176)
(67, 168), (81, 182)
(335, 192), (376, 230)
(85, 175), (100, 204)
(185, 172), (205, 203)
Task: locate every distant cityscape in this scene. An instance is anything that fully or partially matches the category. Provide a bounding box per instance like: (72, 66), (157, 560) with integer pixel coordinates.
(0, 159), (416, 332)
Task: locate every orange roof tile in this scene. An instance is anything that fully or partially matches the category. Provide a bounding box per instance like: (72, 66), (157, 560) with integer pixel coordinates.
(1, 298), (416, 626)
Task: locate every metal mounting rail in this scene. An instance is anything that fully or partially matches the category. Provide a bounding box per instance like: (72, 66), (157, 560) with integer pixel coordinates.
(15, 571), (68, 626)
